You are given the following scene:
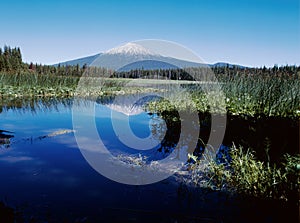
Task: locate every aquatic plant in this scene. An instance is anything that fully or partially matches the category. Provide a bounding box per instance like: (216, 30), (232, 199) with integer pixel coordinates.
(189, 145), (300, 202)
(1, 68), (299, 118)
(218, 73), (300, 117)
(146, 71), (300, 118)
(0, 71), (79, 97)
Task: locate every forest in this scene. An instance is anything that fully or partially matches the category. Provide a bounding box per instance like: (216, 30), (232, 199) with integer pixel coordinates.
(0, 45), (299, 79)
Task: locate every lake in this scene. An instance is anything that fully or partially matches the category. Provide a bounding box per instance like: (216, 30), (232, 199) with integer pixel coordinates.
(0, 97), (297, 222)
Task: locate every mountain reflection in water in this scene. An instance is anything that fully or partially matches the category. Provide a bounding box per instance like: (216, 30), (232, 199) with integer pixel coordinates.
(0, 96), (298, 222)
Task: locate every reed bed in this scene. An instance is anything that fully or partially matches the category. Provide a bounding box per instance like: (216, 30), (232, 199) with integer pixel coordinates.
(0, 71), (79, 97)
(1, 70), (299, 118)
(147, 73), (300, 118)
(218, 73), (300, 117)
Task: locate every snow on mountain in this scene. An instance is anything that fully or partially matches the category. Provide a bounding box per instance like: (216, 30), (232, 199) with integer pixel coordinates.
(90, 43), (160, 70)
(54, 42), (246, 70)
(105, 43), (157, 56)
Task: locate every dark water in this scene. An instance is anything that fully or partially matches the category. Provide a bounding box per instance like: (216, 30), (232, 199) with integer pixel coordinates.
(0, 98), (298, 222)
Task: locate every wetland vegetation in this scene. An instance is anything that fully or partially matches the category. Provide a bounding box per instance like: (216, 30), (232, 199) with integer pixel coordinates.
(0, 45), (299, 222)
(1, 46), (299, 118)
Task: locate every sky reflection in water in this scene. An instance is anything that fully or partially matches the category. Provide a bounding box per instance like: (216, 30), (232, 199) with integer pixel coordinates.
(0, 98), (190, 221)
(0, 98), (288, 222)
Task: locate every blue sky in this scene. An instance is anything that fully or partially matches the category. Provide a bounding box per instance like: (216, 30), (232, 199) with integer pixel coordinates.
(1, 0), (299, 67)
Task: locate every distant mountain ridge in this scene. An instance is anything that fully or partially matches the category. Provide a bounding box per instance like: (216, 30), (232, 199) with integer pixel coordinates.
(55, 43), (245, 70)
(56, 53), (102, 67)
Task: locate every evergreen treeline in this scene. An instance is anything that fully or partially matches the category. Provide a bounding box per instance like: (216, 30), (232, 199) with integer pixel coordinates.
(212, 64), (300, 77)
(0, 46), (23, 71)
(112, 65), (300, 80)
(112, 68), (195, 80)
(0, 45), (85, 76)
(0, 45), (299, 78)
(29, 63), (84, 76)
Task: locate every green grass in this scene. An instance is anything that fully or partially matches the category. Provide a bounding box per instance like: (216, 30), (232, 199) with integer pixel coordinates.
(189, 145), (300, 202)
(0, 72), (166, 98)
(146, 73), (300, 118)
(0, 71), (79, 97)
(1, 71), (299, 118)
(218, 73), (300, 117)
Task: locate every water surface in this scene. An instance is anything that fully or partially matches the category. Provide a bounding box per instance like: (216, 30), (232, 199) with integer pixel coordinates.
(0, 98), (297, 222)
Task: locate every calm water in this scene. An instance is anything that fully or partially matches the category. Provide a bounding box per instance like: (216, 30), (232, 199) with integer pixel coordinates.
(0, 98), (297, 222)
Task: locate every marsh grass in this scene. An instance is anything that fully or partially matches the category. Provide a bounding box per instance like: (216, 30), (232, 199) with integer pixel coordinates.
(0, 71), (79, 97)
(1, 70), (299, 117)
(147, 73), (300, 118)
(0, 72), (166, 99)
(190, 145), (300, 201)
(218, 74), (300, 117)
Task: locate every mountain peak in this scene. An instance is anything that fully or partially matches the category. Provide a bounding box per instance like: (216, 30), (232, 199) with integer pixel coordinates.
(105, 42), (157, 56)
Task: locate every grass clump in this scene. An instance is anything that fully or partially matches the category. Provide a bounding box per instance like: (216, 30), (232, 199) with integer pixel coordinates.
(190, 145), (300, 202)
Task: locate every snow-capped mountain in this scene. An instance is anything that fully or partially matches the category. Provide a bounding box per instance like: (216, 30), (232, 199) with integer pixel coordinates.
(55, 43), (245, 70)
(105, 43), (157, 56)
(90, 43), (165, 70)
(90, 42), (206, 70)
